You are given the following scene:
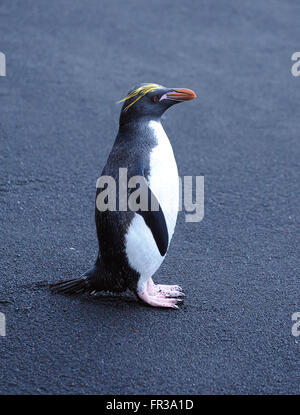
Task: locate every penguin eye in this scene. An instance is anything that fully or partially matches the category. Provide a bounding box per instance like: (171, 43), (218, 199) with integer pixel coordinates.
(152, 96), (159, 103)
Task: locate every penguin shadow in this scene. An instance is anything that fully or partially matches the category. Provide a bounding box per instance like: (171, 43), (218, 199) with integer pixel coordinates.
(75, 291), (142, 309)
(79, 291), (186, 312)
(73, 292), (185, 312)
(19, 280), (185, 311)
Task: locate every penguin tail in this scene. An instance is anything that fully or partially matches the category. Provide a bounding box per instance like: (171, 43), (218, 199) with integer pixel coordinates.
(49, 263), (98, 295)
(49, 276), (89, 295)
(50, 258), (127, 295)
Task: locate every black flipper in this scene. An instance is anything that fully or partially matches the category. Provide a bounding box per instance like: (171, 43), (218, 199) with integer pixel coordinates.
(137, 186), (168, 256)
(128, 175), (169, 256)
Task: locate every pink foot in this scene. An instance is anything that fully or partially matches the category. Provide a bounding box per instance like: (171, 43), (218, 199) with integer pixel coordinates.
(137, 278), (184, 309)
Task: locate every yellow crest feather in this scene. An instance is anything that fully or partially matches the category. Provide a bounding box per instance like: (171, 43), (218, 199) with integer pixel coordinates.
(118, 83), (161, 111)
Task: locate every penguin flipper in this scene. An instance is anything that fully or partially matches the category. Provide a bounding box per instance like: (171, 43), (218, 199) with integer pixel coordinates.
(132, 180), (169, 257)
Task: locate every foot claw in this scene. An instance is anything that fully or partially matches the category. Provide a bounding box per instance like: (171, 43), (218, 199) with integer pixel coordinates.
(165, 291), (185, 298)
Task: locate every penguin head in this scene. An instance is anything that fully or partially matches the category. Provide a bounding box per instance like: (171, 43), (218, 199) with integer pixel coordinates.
(119, 83), (196, 125)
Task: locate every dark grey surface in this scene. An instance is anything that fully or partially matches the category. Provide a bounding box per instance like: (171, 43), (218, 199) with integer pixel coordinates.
(0, 0), (299, 394)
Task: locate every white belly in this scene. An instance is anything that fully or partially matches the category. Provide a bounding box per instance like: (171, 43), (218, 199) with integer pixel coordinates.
(125, 121), (179, 290)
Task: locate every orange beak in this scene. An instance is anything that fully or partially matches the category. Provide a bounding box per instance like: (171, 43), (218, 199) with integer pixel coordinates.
(165, 88), (197, 101)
